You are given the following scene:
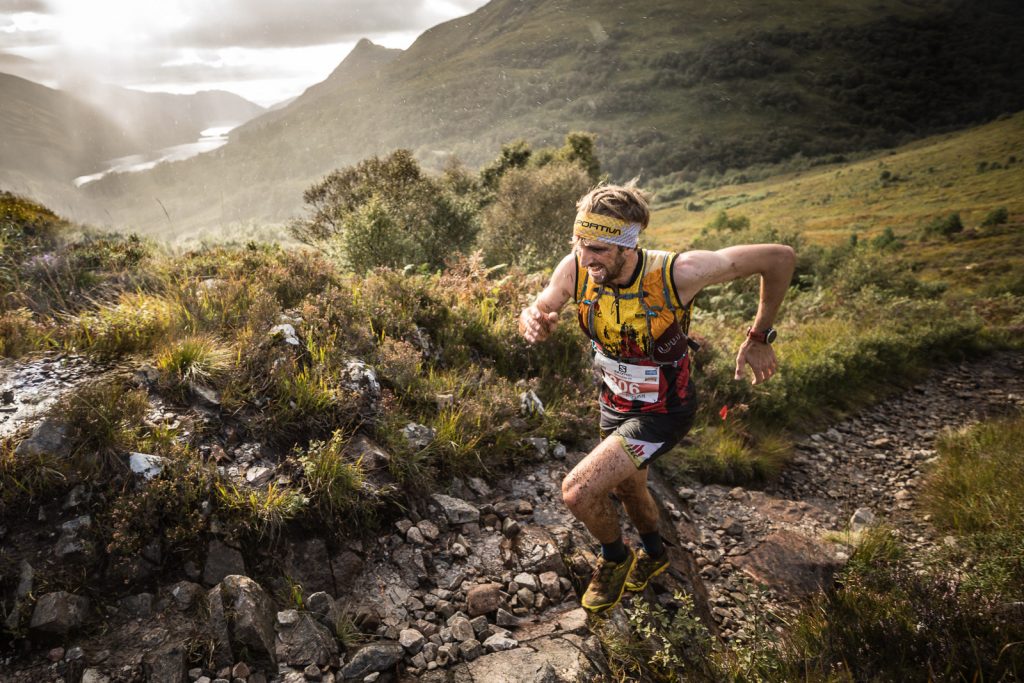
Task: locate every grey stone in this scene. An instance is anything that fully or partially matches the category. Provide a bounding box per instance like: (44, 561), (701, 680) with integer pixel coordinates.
(245, 466), (273, 486)
(128, 452), (169, 480)
(207, 575), (277, 667)
(169, 581), (204, 611)
(143, 644), (187, 683)
(457, 638), (484, 661)
(203, 540), (246, 586)
(399, 627), (426, 654)
(15, 418), (69, 458)
(453, 634), (603, 681)
(416, 520), (440, 541)
(269, 323), (301, 346)
(519, 390), (545, 417)
(81, 669), (110, 683)
(482, 633), (518, 652)
(431, 493), (479, 524)
(339, 641), (404, 679)
(275, 613), (338, 667)
(449, 615), (474, 642)
(403, 422), (435, 450)
(342, 360), (381, 400)
(850, 507), (876, 532)
(512, 573), (537, 591)
(524, 437), (548, 458)
(495, 608), (521, 628)
(539, 571), (562, 600)
(29, 591), (89, 634)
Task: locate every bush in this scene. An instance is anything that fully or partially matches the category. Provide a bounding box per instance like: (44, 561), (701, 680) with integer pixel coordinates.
(922, 212), (964, 239)
(290, 149), (477, 273)
(477, 162), (592, 271)
(980, 206), (1009, 228)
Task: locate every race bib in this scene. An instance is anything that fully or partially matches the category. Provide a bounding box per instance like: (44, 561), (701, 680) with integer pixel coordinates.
(594, 354), (660, 403)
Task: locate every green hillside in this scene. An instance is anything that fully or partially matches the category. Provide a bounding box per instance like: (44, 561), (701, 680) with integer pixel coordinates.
(0, 73), (132, 183)
(648, 112), (1024, 244)
(79, 0), (1024, 234)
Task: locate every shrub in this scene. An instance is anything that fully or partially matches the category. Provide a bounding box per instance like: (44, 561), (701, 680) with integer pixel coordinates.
(980, 206), (1009, 228)
(70, 291), (179, 358)
(215, 482), (307, 539)
(103, 453), (214, 556)
(290, 149), (477, 273)
(922, 212), (964, 239)
(155, 334), (233, 389)
(62, 378), (150, 474)
(477, 161), (592, 271)
(300, 431), (371, 522)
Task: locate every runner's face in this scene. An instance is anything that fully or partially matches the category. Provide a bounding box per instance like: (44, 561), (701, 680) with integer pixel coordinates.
(575, 239), (627, 284)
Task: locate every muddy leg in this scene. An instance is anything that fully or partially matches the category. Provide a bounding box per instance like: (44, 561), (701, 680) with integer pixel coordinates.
(562, 434), (641, 543)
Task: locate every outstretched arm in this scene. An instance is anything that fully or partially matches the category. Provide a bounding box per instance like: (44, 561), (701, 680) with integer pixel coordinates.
(673, 244), (796, 384)
(518, 253), (576, 343)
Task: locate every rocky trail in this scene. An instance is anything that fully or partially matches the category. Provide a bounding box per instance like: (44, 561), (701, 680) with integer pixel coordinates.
(1, 350), (1022, 682)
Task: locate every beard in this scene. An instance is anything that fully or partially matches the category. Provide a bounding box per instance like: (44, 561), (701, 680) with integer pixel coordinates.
(589, 248), (628, 284)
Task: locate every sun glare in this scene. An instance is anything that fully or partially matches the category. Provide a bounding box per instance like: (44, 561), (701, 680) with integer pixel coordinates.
(53, 0), (186, 53)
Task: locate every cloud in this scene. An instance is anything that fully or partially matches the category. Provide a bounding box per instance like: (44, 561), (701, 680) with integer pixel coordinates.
(0, 1), (47, 12)
(166, 0), (478, 49)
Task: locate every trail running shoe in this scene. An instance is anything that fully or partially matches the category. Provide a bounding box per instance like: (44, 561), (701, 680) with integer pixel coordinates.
(581, 548), (636, 613)
(625, 548), (670, 592)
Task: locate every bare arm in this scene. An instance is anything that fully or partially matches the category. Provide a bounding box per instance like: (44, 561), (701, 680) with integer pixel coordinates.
(518, 253), (576, 343)
(673, 244), (796, 384)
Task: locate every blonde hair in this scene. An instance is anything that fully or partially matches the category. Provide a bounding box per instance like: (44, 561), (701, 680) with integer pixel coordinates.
(575, 182), (650, 231)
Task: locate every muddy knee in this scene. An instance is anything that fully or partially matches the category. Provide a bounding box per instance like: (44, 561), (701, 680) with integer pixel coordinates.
(562, 474), (594, 515)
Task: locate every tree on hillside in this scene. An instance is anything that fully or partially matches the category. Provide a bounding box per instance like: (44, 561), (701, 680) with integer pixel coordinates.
(477, 161), (592, 272)
(291, 150), (477, 273)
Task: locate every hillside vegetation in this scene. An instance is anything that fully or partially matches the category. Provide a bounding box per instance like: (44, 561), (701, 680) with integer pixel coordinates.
(77, 0), (1024, 233)
(3, 109), (1023, 678)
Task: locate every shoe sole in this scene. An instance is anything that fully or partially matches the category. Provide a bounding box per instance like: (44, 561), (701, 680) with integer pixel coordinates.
(581, 553), (637, 614)
(625, 559), (669, 592)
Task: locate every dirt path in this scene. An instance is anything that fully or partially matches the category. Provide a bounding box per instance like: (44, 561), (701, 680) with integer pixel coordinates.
(674, 350), (1024, 642)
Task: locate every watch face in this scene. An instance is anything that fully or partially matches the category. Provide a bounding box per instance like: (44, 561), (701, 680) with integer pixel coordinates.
(765, 328), (777, 344)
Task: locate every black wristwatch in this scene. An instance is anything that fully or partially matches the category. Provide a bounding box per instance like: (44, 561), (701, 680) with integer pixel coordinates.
(747, 327), (777, 344)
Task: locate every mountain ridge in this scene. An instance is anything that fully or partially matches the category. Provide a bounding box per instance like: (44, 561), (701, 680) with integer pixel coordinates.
(11, 0), (1024, 232)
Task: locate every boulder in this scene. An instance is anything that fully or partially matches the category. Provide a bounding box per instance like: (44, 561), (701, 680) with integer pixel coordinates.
(340, 641), (404, 679)
(731, 530), (845, 600)
(275, 613), (338, 667)
(451, 634), (605, 682)
(432, 494), (479, 525)
(207, 575), (277, 667)
(29, 591), (89, 635)
(15, 418), (69, 458)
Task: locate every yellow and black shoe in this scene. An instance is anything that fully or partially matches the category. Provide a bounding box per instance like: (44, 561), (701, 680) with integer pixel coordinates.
(581, 548), (636, 613)
(625, 548), (670, 592)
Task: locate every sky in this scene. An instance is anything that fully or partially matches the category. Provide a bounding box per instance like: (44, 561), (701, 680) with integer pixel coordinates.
(0, 0), (489, 107)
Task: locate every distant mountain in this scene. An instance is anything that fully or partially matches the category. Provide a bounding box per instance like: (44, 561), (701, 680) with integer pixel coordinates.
(0, 73), (132, 193)
(65, 80), (265, 150)
(70, 0), (1024, 233)
(242, 38), (400, 131)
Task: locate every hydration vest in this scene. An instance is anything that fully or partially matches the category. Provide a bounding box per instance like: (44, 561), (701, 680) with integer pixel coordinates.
(574, 249), (699, 415)
(574, 248), (696, 365)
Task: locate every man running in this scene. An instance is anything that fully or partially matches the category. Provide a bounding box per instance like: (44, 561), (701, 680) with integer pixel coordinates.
(518, 184), (795, 613)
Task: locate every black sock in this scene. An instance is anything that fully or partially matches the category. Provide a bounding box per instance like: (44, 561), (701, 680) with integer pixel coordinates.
(601, 538), (628, 563)
(640, 531), (664, 557)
